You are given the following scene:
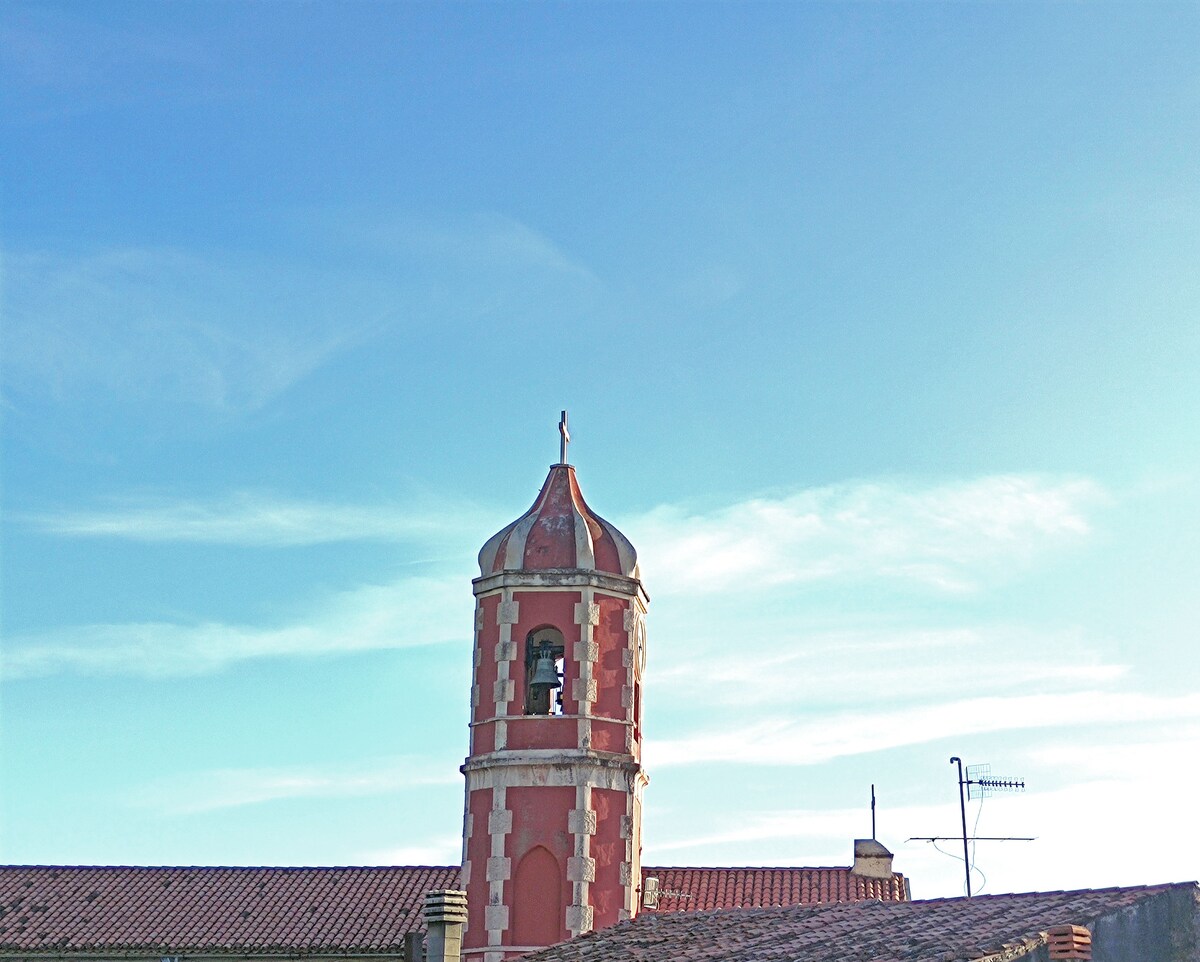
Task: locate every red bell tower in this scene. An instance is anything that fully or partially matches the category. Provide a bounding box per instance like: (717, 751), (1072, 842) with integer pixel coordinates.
(460, 414), (649, 962)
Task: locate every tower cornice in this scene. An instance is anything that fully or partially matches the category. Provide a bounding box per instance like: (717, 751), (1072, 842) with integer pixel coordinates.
(472, 569), (648, 604)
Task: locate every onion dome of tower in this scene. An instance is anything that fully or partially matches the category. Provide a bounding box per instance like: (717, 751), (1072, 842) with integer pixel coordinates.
(477, 462), (639, 578)
(477, 412), (640, 579)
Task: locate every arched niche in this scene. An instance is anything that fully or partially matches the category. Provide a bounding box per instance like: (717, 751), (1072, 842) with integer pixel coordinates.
(511, 845), (563, 947)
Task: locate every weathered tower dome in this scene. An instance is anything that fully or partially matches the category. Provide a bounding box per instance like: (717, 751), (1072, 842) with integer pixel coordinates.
(477, 463), (639, 578)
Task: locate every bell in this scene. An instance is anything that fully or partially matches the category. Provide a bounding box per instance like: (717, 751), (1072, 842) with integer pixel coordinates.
(529, 647), (562, 690)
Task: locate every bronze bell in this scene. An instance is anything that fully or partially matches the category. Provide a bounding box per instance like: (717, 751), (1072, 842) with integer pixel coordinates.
(529, 644), (562, 690)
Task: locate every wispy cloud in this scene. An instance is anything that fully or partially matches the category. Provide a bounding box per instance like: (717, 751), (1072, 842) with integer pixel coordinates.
(358, 839), (464, 866)
(3, 248), (356, 412)
(629, 474), (1106, 595)
(2, 574), (471, 680)
(1, 6), (207, 101)
(651, 625), (1125, 708)
(344, 211), (598, 282)
(24, 492), (493, 547)
(646, 691), (1200, 768)
(131, 756), (458, 815)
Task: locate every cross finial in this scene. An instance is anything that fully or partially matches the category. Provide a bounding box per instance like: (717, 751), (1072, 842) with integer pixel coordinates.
(558, 410), (570, 464)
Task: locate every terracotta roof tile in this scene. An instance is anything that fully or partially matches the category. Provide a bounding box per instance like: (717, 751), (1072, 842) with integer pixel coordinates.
(0, 866), (457, 953)
(521, 883), (1198, 962)
(641, 866), (909, 912)
(0, 863), (909, 954)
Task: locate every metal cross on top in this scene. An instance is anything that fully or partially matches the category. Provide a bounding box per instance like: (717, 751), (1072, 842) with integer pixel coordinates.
(558, 410), (570, 464)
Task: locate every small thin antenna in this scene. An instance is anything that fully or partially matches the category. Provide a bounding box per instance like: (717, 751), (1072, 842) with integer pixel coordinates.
(871, 784), (877, 840)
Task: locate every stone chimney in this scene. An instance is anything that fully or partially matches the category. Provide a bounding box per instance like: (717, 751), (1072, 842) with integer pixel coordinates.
(423, 890), (468, 962)
(1047, 924), (1092, 960)
(850, 838), (895, 879)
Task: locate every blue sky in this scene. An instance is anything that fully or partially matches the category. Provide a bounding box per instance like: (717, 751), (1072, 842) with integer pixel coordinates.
(2, 2), (1198, 899)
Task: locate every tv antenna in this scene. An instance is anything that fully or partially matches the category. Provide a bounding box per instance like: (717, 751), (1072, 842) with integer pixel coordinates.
(907, 756), (1032, 897)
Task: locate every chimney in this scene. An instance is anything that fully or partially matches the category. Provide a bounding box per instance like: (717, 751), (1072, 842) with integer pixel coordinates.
(642, 876), (660, 909)
(1047, 924), (1092, 961)
(850, 838), (895, 879)
(423, 890), (468, 962)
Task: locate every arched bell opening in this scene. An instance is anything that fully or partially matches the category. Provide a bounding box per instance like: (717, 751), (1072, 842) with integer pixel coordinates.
(524, 626), (565, 716)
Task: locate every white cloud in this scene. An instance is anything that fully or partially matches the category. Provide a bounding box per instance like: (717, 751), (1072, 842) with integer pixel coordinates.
(650, 625), (1125, 708)
(131, 756), (459, 815)
(25, 492), (493, 547)
(646, 691), (1200, 769)
(358, 839), (464, 866)
(646, 805), (871, 857)
(2, 573), (472, 680)
(644, 723), (1200, 895)
(628, 474), (1106, 595)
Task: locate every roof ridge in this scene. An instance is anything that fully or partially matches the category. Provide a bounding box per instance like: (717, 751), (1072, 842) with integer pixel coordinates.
(909, 881), (1195, 905)
(0, 864), (458, 871)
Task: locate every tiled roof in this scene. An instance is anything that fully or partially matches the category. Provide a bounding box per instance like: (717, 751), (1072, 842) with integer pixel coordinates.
(0, 865), (457, 953)
(642, 866), (909, 911)
(0, 863), (907, 954)
(520, 883), (1196, 962)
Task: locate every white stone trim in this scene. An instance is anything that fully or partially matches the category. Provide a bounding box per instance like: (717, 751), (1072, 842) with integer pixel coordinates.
(572, 677), (597, 704)
(475, 605), (485, 631)
(463, 754), (642, 793)
(493, 590), (518, 719)
(500, 512), (540, 570)
(474, 570), (647, 604)
(568, 783), (593, 937)
(495, 641), (516, 662)
(567, 808), (597, 835)
(497, 599), (520, 625)
(565, 904), (593, 934)
(488, 809), (513, 834)
(572, 510), (596, 570)
(486, 786), (508, 943)
(484, 904), (509, 931)
(566, 855), (595, 882)
(574, 641), (599, 663)
(573, 601), (600, 626)
(486, 856), (511, 881)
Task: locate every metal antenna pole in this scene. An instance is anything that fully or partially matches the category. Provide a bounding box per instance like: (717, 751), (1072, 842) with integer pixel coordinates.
(871, 784), (876, 840)
(950, 756), (972, 897)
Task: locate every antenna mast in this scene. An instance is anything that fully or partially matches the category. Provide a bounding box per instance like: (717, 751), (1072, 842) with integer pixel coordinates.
(950, 757), (1025, 896)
